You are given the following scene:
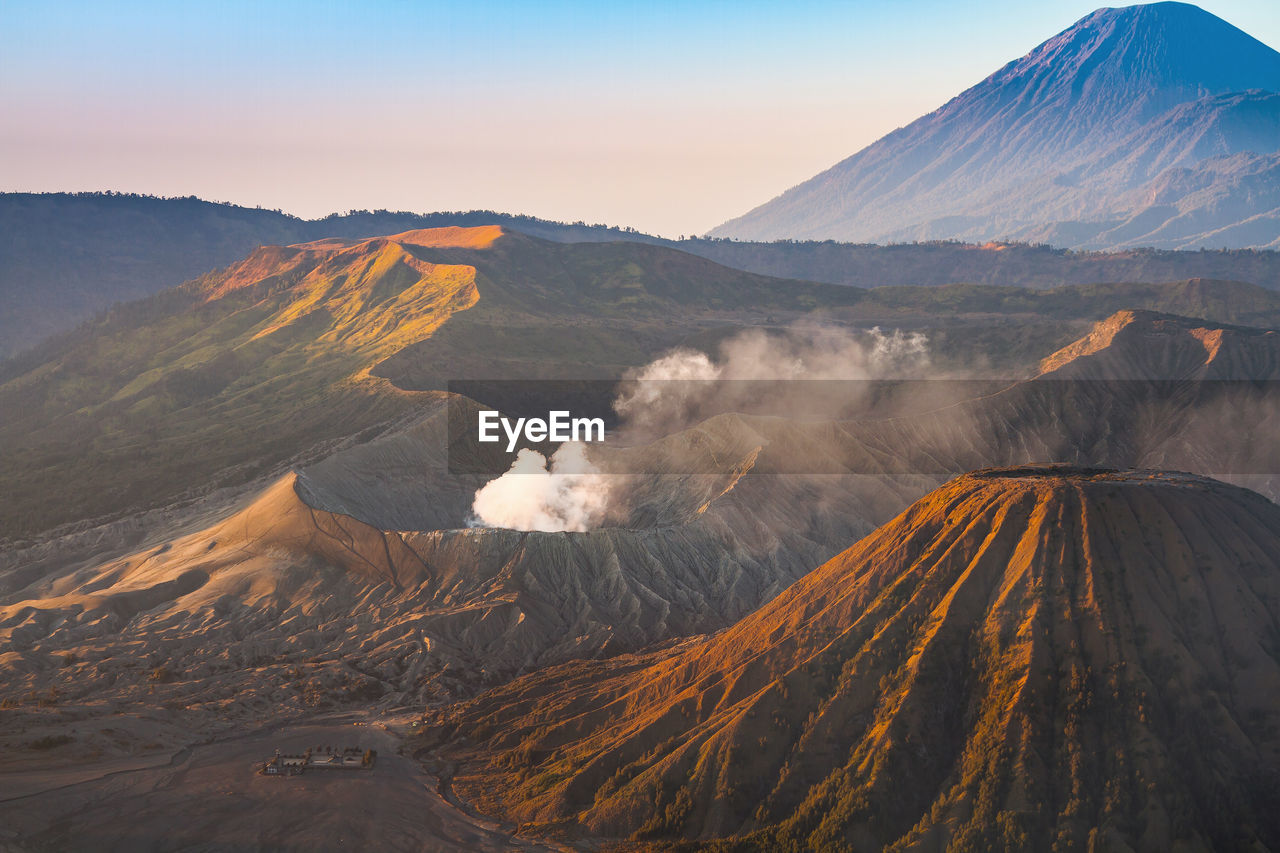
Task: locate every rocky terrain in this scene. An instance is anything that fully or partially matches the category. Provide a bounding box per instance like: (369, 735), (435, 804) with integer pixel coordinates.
(1, 225), (1277, 852)
(10, 223), (1280, 545)
(427, 467), (1280, 851)
(4, 4), (1279, 850)
(2, 308), (1275, 726)
(0, 401), (910, 717)
(0, 224), (885, 542)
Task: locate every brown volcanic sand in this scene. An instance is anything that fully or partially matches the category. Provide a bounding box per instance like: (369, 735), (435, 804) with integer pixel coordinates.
(429, 466), (1280, 852)
(0, 717), (554, 853)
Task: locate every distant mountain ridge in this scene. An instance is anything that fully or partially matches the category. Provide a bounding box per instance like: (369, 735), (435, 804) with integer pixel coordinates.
(713, 2), (1280, 250)
(6, 192), (1280, 359)
(0, 193), (658, 358)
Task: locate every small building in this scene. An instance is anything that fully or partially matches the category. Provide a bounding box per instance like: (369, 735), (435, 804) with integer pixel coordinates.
(261, 749), (309, 776)
(262, 745), (373, 776)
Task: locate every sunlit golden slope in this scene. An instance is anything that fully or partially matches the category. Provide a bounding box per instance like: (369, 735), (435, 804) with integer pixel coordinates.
(200, 227), (487, 354)
(294, 225), (504, 252)
(429, 467), (1280, 852)
(0, 224), (876, 540)
(1038, 308), (1280, 378)
(0, 227), (495, 538)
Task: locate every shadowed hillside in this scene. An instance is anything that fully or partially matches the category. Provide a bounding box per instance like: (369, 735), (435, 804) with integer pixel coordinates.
(0, 194), (657, 358)
(0, 227), (496, 541)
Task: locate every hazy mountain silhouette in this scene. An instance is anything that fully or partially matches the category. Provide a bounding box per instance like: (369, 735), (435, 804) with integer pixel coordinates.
(714, 3), (1280, 250)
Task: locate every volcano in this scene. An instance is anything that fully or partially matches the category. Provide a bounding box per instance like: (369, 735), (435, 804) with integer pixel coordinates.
(5, 307), (1276, 715)
(713, 3), (1280, 249)
(430, 466), (1280, 851)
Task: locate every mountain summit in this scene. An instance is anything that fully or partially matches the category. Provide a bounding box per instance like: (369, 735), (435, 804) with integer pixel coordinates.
(432, 467), (1280, 850)
(713, 3), (1280, 249)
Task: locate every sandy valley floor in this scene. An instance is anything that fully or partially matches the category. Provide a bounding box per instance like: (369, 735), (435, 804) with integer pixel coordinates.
(0, 715), (547, 852)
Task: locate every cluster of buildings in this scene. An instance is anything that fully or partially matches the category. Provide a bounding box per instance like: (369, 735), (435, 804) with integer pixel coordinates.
(261, 745), (374, 776)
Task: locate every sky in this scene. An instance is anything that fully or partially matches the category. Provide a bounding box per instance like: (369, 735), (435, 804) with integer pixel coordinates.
(2, 1), (1278, 237)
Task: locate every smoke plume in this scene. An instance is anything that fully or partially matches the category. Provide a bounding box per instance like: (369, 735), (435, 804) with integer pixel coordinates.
(469, 323), (936, 532)
(614, 323), (932, 437)
(469, 442), (611, 532)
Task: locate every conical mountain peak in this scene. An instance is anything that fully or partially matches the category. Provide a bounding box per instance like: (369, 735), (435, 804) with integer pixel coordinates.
(432, 467), (1280, 849)
(713, 3), (1280, 248)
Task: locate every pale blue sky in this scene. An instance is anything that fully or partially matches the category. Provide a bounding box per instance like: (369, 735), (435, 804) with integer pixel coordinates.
(2, 1), (1277, 235)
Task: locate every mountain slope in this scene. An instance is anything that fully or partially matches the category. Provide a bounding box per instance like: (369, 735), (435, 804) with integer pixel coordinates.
(0, 194), (672, 359)
(0, 226), (883, 541)
(6, 222), (1279, 545)
(1035, 307), (1280, 378)
(622, 309), (1280, 497)
(0, 395), (912, 712)
(4, 214), (1277, 551)
(10, 194), (1280, 362)
(2, 309), (1276, 736)
(11, 193), (1280, 366)
(428, 467), (1280, 851)
(713, 3), (1280, 249)
(0, 227), (492, 540)
(676, 239), (1280, 292)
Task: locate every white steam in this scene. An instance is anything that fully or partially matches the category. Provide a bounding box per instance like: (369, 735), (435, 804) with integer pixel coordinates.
(469, 442), (610, 532)
(468, 323), (932, 532)
(614, 323), (931, 435)
(623, 324), (929, 383)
